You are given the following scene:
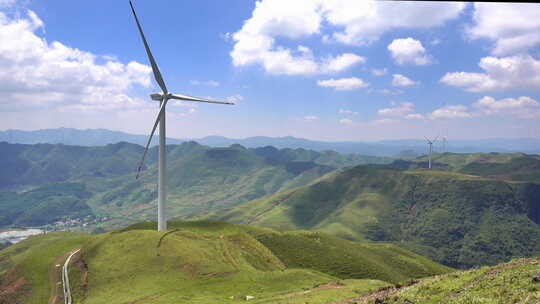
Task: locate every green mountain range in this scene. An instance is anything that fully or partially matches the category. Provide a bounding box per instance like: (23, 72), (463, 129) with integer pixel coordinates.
(2, 141), (539, 270)
(204, 153), (540, 269)
(0, 141), (389, 229)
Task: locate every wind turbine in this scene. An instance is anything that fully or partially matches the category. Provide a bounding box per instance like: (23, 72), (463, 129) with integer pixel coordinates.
(129, 1), (234, 231)
(442, 136), (447, 153)
(425, 136), (438, 169)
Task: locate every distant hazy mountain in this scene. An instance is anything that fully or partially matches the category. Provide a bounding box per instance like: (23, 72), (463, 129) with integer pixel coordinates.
(1, 128), (539, 156)
(0, 128), (184, 147)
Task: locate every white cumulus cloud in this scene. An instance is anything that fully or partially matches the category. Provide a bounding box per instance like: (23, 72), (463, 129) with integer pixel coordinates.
(0, 10), (151, 113)
(190, 80), (220, 86)
(0, 0), (15, 8)
(303, 115), (320, 122)
(441, 54), (540, 92)
(392, 74), (417, 87)
(339, 118), (354, 125)
(406, 113), (424, 119)
(317, 77), (368, 90)
(388, 38), (432, 65)
(230, 0), (464, 75)
(428, 105), (472, 119)
(321, 53), (365, 73)
(473, 96), (540, 119)
(226, 94), (244, 103)
(378, 102), (415, 117)
(338, 109), (358, 115)
(468, 3), (540, 56)
(321, 0), (465, 45)
(371, 68), (387, 76)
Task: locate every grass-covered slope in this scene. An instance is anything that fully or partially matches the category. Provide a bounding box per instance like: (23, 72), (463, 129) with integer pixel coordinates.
(0, 232), (90, 304)
(0, 221), (450, 304)
(208, 164), (540, 269)
(244, 229), (451, 284)
(335, 257), (540, 304)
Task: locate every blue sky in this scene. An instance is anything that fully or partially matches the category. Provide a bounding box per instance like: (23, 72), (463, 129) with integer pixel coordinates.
(0, 0), (539, 141)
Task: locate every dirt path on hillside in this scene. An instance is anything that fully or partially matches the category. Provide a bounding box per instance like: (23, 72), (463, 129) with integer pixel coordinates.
(246, 191), (296, 225)
(48, 252), (70, 304)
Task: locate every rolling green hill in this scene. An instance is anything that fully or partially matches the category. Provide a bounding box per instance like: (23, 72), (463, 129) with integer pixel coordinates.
(0, 221), (450, 304)
(0, 142), (389, 229)
(404, 152), (540, 182)
(206, 164), (540, 269)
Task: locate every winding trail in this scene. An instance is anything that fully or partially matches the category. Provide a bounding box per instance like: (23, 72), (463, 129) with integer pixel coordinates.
(62, 249), (80, 304)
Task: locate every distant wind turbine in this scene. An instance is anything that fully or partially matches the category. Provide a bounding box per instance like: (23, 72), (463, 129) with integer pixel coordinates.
(425, 136), (438, 169)
(442, 136), (447, 153)
(129, 1), (234, 231)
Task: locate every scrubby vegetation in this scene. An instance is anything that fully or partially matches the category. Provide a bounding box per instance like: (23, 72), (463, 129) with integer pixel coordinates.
(339, 258), (539, 304)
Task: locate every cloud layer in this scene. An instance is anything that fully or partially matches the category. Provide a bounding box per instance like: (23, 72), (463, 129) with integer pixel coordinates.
(468, 3), (540, 56)
(317, 77), (368, 90)
(441, 55), (540, 92)
(0, 10), (151, 113)
(230, 0), (464, 75)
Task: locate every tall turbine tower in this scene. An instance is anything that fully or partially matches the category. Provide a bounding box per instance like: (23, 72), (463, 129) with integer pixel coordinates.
(129, 1), (234, 231)
(425, 136), (438, 169)
(442, 136), (447, 153)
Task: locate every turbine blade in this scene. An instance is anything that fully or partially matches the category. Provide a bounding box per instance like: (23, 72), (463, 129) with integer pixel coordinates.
(169, 93), (234, 105)
(129, 1), (168, 94)
(136, 100), (167, 179)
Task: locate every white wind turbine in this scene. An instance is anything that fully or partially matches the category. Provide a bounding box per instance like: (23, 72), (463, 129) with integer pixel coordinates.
(425, 136), (438, 169)
(129, 1), (234, 231)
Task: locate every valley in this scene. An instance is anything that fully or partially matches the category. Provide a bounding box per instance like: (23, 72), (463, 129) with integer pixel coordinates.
(208, 157), (540, 269)
(1, 141), (539, 270)
(0, 141), (388, 231)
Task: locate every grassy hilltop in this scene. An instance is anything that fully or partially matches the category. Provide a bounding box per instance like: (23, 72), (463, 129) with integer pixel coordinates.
(205, 158), (540, 269)
(407, 152), (540, 183)
(0, 221), (450, 304)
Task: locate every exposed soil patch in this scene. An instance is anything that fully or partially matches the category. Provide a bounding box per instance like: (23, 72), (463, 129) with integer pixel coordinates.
(204, 271), (235, 279)
(247, 191), (296, 225)
(329, 279), (423, 304)
(48, 252), (69, 304)
(180, 264), (198, 280)
(72, 250), (89, 301)
(221, 240), (239, 267)
(0, 267), (29, 304)
(313, 281), (346, 290)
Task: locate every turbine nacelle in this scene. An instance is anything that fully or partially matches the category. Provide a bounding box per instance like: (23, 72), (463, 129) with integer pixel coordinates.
(150, 93), (164, 101)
